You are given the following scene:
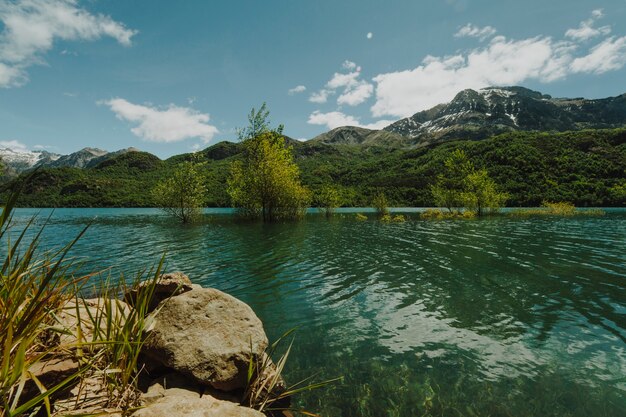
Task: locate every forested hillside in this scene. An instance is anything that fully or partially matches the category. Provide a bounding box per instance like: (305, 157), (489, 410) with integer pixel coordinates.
(2, 129), (625, 207)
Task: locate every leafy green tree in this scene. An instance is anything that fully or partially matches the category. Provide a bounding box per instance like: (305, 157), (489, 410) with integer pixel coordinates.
(431, 149), (474, 213)
(372, 191), (389, 217)
(465, 169), (508, 216)
(236, 102), (278, 141)
(432, 149), (507, 215)
(316, 185), (342, 218)
(228, 105), (309, 222)
(152, 160), (207, 223)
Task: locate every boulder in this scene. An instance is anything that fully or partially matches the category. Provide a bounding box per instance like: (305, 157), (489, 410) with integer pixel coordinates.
(142, 288), (268, 391)
(124, 272), (194, 313)
(56, 298), (131, 348)
(132, 393), (264, 417)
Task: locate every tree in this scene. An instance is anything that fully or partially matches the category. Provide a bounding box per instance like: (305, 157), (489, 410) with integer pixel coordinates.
(152, 159), (207, 223)
(372, 191), (389, 217)
(431, 149), (474, 213)
(431, 149), (507, 216)
(316, 185), (342, 218)
(228, 105), (309, 222)
(236, 102), (278, 141)
(465, 169), (508, 216)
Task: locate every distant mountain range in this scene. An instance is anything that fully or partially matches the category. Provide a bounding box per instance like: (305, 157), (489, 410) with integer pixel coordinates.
(0, 147), (140, 177)
(1, 86), (625, 179)
(383, 86), (626, 146)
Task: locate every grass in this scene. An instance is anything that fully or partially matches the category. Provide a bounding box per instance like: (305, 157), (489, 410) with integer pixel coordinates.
(420, 209), (476, 220)
(510, 201), (606, 217)
(243, 329), (341, 416)
(0, 188), (163, 417)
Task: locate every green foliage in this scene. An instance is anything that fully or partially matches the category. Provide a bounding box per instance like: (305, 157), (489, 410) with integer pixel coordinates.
(152, 159), (207, 223)
(431, 149), (507, 215)
(380, 214), (406, 223)
(510, 201), (605, 217)
(355, 213), (368, 221)
(1, 129), (625, 208)
(465, 169), (509, 216)
(371, 192), (389, 217)
(316, 185), (342, 218)
(236, 102), (283, 141)
(420, 208), (476, 220)
(431, 149), (474, 212)
(228, 131), (310, 222)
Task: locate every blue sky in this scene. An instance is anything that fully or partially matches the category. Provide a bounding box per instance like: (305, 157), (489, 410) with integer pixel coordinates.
(0, 0), (625, 158)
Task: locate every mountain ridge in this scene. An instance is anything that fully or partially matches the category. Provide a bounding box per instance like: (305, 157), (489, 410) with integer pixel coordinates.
(383, 86), (626, 146)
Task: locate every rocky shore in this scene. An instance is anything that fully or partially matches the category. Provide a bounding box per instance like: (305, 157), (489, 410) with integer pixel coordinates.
(27, 272), (289, 417)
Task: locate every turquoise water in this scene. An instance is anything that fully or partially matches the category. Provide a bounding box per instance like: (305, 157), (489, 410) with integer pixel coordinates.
(6, 209), (626, 416)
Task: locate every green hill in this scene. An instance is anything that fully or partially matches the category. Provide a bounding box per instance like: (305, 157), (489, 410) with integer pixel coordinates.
(2, 129), (625, 207)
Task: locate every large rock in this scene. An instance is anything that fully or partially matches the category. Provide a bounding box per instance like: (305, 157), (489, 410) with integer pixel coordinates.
(56, 298), (131, 348)
(142, 288), (268, 391)
(124, 271), (194, 313)
(132, 393), (264, 417)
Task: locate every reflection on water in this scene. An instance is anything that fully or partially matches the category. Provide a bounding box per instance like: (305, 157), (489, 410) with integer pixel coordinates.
(5, 208), (626, 416)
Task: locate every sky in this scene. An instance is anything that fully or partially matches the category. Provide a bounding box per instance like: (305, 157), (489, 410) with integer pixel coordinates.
(0, 0), (625, 158)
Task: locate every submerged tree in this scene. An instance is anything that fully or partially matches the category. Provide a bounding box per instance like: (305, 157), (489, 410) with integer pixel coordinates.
(431, 149), (474, 213)
(465, 169), (509, 216)
(152, 159), (207, 223)
(372, 191), (389, 217)
(431, 149), (507, 215)
(316, 185), (342, 218)
(228, 105), (309, 222)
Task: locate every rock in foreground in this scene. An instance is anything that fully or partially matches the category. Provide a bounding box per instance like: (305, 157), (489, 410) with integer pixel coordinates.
(142, 288), (268, 391)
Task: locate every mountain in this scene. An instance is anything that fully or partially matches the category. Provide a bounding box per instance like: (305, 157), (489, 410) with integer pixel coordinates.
(0, 146), (141, 177)
(0, 148), (62, 176)
(309, 126), (408, 148)
(2, 128), (624, 208)
(384, 87), (626, 146)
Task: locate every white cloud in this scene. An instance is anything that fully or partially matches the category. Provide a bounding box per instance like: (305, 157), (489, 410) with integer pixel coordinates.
(571, 36), (626, 74)
(0, 139), (29, 152)
(308, 111), (359, 129)
(101, 98), (219, 144)
(0, 0), (137, 87)
(307, 110), (392, 131)
(342, 60), (357, 70)
(318, 62), (373, 107)
(565, 9), (611, 41)
(338, 82), (374, 106)
(309, 89), (332, 103)
(455, 24), (497, 41)
(288, 85), (306, 95)
(33, 144), (56, 150)
(371, 21), (626, 118)
(366, 32), (373, 40)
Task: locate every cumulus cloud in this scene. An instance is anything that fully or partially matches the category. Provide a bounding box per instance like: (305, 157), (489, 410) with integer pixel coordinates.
(571, 36), (626, 74)
(454, 24), (497, 41)
(288, 85), (306, 95)
(342, 60), (358, 70)
(565, 9), (611, 41)
(307, 110), (393, 131)
(0, 0), (137, 87)
(338, 82), (374, 106)
(309, 89), (332, 103)
(0, 139), (29, 152)
(371, 15), (626, 118)
(311, 61), (373, 107)
(101, 98), (219, 144)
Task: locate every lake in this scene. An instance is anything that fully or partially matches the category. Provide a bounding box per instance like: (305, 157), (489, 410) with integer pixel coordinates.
(6, 208), (626, 416)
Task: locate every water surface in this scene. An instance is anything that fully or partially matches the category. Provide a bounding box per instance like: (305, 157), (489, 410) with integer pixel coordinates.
(6, 208), (626, 416)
